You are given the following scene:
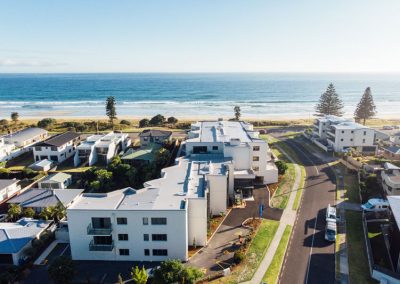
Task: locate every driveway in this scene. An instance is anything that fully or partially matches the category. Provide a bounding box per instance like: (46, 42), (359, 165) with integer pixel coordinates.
(188, 186), (283, 274)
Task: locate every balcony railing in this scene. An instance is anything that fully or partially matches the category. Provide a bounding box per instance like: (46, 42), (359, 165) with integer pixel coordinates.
(87, 224), (112, 235)
(327, 131), (336, 138)
(89, 240), (114, 251)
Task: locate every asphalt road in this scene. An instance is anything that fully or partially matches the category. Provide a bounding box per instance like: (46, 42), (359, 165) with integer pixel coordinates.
(272, 134), (337, 284)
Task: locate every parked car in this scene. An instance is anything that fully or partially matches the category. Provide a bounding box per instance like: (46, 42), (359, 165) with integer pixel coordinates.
(383, 126), (394, 130)
(361, 198), (390, 212)
(0, 214), (7, 222)
(325, 220), (337, 242)
(326, 204), (337, 221)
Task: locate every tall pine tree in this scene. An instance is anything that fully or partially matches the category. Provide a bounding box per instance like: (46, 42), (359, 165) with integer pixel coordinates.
(315, 83), (344, 117)
(106, 96), (117, 129)
(354, 87), (376, 125)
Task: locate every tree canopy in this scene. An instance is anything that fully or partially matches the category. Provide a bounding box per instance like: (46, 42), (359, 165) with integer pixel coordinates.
(234, 106), (241, 120)
(315, 83), (344, 116)
(48, 256), (75, 284)
(354, 87), (376, 125)
(106, 96), (117, 127)
(152, 259), (203, 284)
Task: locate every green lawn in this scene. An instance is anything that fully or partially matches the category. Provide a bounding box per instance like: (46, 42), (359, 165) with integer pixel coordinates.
(292, 165), (306, 210)
(210, 219), (280, 284)
(262, 225), (293, 284)
(345, 211), (377, 284)
(335, 164), (360, 203)
(271, 163), (295, 209)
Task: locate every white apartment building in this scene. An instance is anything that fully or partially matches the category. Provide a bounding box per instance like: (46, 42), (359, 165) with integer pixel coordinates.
(312, 115), (376, 153)
(381, 163), (400, 196)
(0, 137), (15, 162)
(67, 120), (277, 262)
(74, 132), (131, 167)
(33, 131), (81, 164)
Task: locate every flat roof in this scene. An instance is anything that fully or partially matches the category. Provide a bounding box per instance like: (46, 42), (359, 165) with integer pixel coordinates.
(388, 196), (400, 227)
(69, 155), (231, 211)
(3, 127), (47, 143)
(0, 179), (19, 190)
(122, 143), (161, 161)
(38, 131), (80, 147)
(139, 129), (172, 137)
(40, 172), (72, 183)
(188, 121), (256, 143)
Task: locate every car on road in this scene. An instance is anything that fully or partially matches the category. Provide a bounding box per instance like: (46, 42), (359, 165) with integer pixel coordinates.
(383, 126), (394, 130)
(325, 220), (337, 242)
(361, 198), (390, 212)
(0, 214), (7, 222)
(326, 204), (337, 222)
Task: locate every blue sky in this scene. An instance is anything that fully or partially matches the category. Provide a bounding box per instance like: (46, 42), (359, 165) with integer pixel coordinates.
(1, 0), (400, 73)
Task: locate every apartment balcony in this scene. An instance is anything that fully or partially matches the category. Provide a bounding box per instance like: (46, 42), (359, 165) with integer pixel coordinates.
(89, 240), (114, 251)
(327, 131), (336, 138)
(87, 224), (113, 235)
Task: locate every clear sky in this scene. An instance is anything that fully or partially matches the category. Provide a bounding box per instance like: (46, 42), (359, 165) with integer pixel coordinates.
(1, 0), (400, 73)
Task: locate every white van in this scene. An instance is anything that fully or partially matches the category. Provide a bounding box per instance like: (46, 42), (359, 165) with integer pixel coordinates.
(326, 204), (337, 222)
(361, 198), (390, 212)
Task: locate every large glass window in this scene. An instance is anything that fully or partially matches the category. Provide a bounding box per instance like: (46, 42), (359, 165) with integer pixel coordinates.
(117, 217), (127, 225)
(152, 234), (167, 241)
(153, 249), (168, 256)
(151, 218), (167, 225)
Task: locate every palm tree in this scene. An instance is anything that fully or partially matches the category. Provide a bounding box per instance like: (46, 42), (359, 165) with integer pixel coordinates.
(7, 204), (22, 221)
(52, 202), (66, 222)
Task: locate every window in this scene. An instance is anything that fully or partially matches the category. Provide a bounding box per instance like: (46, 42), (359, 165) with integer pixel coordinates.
(342, 131), (344, 134)
(143, 137), (148, 141)
(142, 217), (148, 225)
(151, 218), (167, 225)
(152, 234), (167, 241)
(363, 139), (366, 143)
(153, 249), (168, 256)
(253, 166), (259, 171)
(119, 249), (130, 256)
(253, 156), (259, 161)
(35, 146), (41, 151)
(364, 131), (367, 135)
(117, 217), (127, 225)
(118, 234), (128, 241)
(253, 146), (260, 151)
(351, 131), (354, 134)
(341, 139), (344, 142)
(50, 155), (58, 162)
(350, 139), (353, 142)
(193, 146), (207, 154)
(143, 234), (149, 241)
(212, 146), (218, 151)
(51, 146), (57, 151)
(144, 249), (150, 256)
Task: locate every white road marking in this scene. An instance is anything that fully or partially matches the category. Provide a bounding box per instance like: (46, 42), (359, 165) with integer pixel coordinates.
(305, 215), (318, 284)
(289, 142), (320, 175)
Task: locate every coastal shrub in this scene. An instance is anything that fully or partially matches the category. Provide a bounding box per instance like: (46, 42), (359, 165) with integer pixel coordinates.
(37, 118), (57, 129)
(149, 114), (165, 126)
(152, 259), (203, 284)
(275, 160), (288, 175)
(0, 119), (8, 126)
(167, 116), (178, 124)
(139, 118), (150, 128)
(175, 122), (191, 129)
(120, 119), (131, 126)
(234, 251), (245, 264)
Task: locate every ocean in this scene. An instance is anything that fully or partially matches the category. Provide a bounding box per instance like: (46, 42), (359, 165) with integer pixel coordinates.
(0, 73), (399, 119)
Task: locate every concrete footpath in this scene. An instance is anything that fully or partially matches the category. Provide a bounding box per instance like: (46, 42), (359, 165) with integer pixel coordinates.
(243, 146), (301, 284)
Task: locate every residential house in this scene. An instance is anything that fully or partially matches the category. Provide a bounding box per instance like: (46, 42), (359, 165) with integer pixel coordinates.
(38, 173), (72, 189)
(74, 132), (131, 166)
(3, 127), (48, 148)
(0, 218), (51, 265)
(0, 136), (15, 162)
(312, 115), (376, 153)
(390, 132), (400, 145)
(139, 130), (172, 147)
(0, 179), (21, 204)
(382, 163), (400, 196)
(8, 188), (84, 213)
(67, 120), (278, 262)
(29, 159), (53, 172)
(382, 146), (400, 161)
(121, 143), (162, 166)
(33, 131), (81, 164)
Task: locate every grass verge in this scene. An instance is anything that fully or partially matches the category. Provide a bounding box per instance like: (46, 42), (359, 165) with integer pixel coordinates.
(262, 225), (293, 284)
(334, 163), (360, 203)
(346, 211), (377, 284)
(210, 219), (279, 284)
(292, 165), (306, 210)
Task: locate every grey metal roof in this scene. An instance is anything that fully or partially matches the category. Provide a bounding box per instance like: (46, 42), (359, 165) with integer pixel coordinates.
(0, 218), (50, 253)
(37, 131), (80, 147)
(384, 162), (400, 170)
(0, 179), (19, 190)
(8, 188), (83, 208)
(384, 146), (400, 155)
(139, 129), (172, 138)
(3, 128), (47, 143)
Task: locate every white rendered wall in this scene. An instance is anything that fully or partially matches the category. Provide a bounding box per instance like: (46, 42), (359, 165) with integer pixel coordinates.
(207, 174), (228, 215)
(224, 145), (250, 170)
(187, 198), (208, 246)
(67, 209), (188, 261)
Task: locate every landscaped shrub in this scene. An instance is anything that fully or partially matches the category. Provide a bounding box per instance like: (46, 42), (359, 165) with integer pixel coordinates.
(139, 118), (150, 128)
(233, 251), (245, 264)
(149, 114), (165, 126)
(37, 118), (57, 129)
(275, 160), (288, 175)
(167, 116), (178, 124)
(120, 119), (131, 126)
